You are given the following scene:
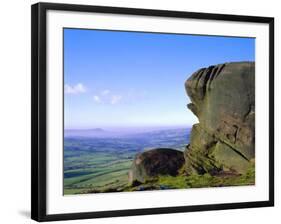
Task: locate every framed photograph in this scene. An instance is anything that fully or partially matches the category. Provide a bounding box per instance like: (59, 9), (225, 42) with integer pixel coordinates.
(31, 2), (274, 222)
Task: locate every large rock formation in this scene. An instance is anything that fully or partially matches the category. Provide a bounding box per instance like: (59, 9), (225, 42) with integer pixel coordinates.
(128, 148), (185, 186)
(184, 62), (255, 175)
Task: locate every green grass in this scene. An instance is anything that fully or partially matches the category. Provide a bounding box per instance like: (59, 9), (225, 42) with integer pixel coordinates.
(63, 130), (254, 195)
(63, 129), (189, 195)
(124, 163), (255, 192)
(64, 148), (133, 195)
(155, 164), (254, 189)
(64, 150), (255, 194)
(65, 165), (255, 194)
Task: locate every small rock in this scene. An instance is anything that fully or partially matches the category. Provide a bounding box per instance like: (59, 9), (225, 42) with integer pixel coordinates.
(128, 148), (185, 186)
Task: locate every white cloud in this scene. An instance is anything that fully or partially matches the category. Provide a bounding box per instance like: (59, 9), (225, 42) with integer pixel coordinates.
(93, 95), (101, 103)
(65, 83), (87, 94)
(93, 90), (123, 105)
(110, 95), (122, 105)
(92, 88), (147, 105)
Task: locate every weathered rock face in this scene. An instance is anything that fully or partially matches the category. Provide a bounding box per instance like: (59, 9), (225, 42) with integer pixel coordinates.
(184, 62), (255, 175)
(128, 148), (185, 186)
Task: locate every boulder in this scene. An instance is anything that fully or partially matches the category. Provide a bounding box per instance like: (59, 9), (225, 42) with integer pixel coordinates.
(184, 62), (255, 175)
(128, 148), (185, 186)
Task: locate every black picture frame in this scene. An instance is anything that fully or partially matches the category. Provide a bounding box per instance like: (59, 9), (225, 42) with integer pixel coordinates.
(31, 2), (274, 222)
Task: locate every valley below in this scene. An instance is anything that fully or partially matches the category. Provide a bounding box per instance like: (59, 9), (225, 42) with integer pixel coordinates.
(64, 127), (190, 195)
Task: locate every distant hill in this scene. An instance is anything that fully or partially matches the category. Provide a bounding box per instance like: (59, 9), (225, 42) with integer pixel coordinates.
(64, 127), (191, 139)
(64, 128), (106, 137)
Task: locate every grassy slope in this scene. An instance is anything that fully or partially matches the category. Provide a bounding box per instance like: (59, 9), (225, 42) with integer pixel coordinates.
(63, 129), (254, 195)
(125, 164), (255, 192)
(64, 159), (132, 195)
(64, 128), (189, 195)
(65, 162), (254, 194)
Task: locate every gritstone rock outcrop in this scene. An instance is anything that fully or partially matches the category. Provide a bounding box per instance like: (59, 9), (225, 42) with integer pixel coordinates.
(184, 62), (255, 175)
(128, 61), (255, 186)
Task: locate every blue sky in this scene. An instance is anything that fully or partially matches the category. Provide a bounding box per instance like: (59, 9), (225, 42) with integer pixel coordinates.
(64, 28), (255, 129)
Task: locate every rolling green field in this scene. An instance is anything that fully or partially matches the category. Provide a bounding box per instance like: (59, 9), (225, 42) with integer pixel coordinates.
(64, 128), (190, 195)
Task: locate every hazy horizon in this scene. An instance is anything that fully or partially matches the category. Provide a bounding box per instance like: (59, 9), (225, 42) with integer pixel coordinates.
(64, 125), (192, 130)
(64, 125), (193, 139)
